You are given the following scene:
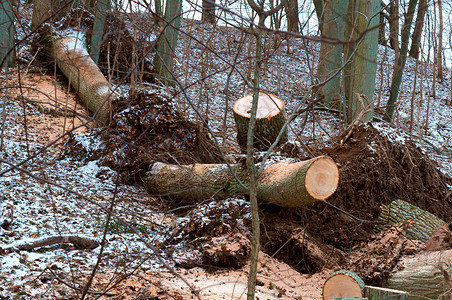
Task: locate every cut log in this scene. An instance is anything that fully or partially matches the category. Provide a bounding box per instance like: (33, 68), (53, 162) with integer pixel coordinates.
(323, 270), (365, 300)
(376, 199), (445, 242)
(385, 249), (452, 299)
(143, 156), (339, 207)
(52, 31), (115, 124)
(364, 286), (409, 300)
(233, 93), (288, 152)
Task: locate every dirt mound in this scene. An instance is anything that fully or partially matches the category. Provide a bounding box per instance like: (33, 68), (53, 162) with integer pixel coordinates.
(101, 88), (223, 183)
(293, 124), (452, 248)
(258, 124), (452, 275)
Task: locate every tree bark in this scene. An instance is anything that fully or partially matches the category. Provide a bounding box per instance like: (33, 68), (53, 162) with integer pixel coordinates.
(315, 0), (348, 109)
(0, 0), (15, 68)
(143, 156), (339, 207)
(233, 93), (288, 152)
(343, 0), (380, 124)
(437, 0), (443, 81)
(383, 0), (418, 122)
(202, 0), (215, 24)
(154, 0), (182, 86)
(376, 199), (445, 243)
(388, 0), (400, 60)
(90, 0), (108, 65)
(284, 0), (298, 33)
(313, 0), (324, 33)
(364, 286), (409, 300)
(409, 0), (427, 59)
(52, 32), (115, 124)
(385, 250), (452, 299)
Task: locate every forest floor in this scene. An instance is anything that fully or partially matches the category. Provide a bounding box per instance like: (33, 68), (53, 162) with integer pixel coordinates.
(0, 7), (452, 300)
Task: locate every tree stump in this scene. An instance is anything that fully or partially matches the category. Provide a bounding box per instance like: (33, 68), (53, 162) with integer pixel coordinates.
(233, 93), (287, 152)
(144, 156), (339, 207)
(323, 270), (365, 300)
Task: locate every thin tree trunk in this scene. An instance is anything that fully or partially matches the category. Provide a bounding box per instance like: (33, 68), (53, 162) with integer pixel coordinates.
(154, 0), (182, 86)
(383, 0), (418, 122)
(437, 0), (443, 81)
(378, 11), (385, 46)
(90, 0), (108, 65)
(154, 0), (162, 16)
(313, 0), (324, 33)
(284, 0), (298, 32)
(315, 0), (348, 108)
(343, 0), (380, 124)
(388, 0), (400, 61)
(409, 0), (427, 59)
(0, 0), (15, 68)
(202, 0), (216, 24)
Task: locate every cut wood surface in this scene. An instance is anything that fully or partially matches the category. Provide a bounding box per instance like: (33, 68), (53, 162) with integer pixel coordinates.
(385, 249), (452, 299)
(52, 31), (116, 124)
(323, 270), (365, 300)
(377, 199), (445, 242)
(144, 156), (339, 207)
(233, 93), (288, 151)
(3, 235), (100, 253)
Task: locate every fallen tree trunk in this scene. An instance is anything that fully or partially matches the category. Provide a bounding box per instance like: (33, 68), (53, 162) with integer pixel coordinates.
(144, 156), (339, 207)
(377, 199), (445, 242)
(52, 30), (115, 124)
(385, 249), (452, 299)
(233, 93), (288, 152)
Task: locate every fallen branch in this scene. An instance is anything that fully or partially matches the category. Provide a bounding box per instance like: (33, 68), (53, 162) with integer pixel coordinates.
(2, 234), (99, 253)
(144, 156), (339, 207)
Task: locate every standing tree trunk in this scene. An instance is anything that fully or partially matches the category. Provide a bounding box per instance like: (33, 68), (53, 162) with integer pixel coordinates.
(343, 0), (380, 124)
(388, 0), (400, 60)
(437, 0), (443, 81)
(244, 1), (285, 297)
(383, 0), (418, 122)
(202, 0), (215, 24)
(315, 0), (348, 109)
(154, 0), (182, 86)
(0, 0), (15, 68)
(90, 0), (108, 65)
(284, 0), (299, 33)
(313, 0), (324, 33)
(409, 0), (427, 59)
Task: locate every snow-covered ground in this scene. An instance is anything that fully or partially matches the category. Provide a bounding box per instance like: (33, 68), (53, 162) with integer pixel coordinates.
(0, 12), (450, 299)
